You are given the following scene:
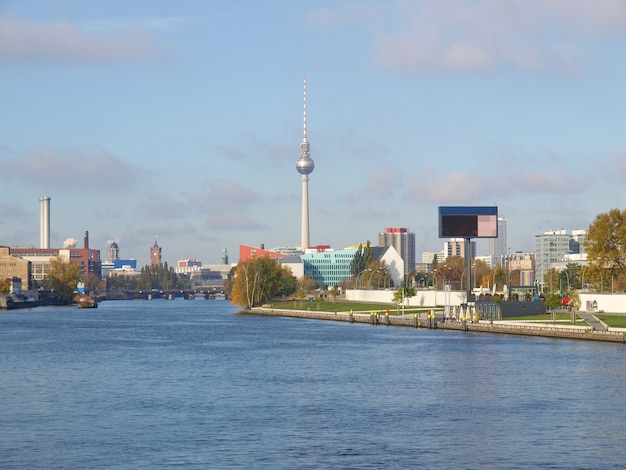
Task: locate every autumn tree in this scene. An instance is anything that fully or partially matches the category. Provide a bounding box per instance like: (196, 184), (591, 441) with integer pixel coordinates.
(0, 278), (11, 294)
(48, 256), (82, 304)
(230, 257), (293, 308)
(296, 274), (318, 293)
(585, 208), (626, 292)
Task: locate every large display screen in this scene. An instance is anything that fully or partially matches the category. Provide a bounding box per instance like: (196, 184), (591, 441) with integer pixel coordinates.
(438, 206), (498, 238)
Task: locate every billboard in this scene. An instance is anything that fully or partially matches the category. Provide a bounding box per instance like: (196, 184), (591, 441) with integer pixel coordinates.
(438, 206), (498, 238)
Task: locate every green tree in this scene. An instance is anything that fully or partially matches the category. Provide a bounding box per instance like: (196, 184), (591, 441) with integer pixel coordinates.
(48, 257), (82, 304)
(392, 286), (416, 306)
(276, 266), (297, 297)
(350, 241), (374, 279)
(560, 263), (581, 291)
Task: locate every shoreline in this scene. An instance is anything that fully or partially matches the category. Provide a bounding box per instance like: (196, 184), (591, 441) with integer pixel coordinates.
(243, 307), (626, 344)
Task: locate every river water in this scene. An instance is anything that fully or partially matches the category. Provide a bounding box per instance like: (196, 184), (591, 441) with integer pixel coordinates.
(1, 299), (625, 469)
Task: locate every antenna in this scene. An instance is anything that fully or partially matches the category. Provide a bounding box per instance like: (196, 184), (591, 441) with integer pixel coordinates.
(303, 76), (307, 143)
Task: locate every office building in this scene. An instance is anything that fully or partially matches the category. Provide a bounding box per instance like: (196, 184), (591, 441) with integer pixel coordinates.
(535, 230), (571, 283)
(489, 216), (508, 260)
(378, 228), (415, 275)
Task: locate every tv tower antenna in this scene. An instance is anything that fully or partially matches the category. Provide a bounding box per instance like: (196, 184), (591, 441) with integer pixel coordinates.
(296, 76), (315, 250)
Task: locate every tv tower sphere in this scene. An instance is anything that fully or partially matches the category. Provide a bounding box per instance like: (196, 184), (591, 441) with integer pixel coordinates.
(296, 77), (314, 175)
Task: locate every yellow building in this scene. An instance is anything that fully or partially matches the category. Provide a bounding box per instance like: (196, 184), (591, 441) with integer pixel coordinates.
(0, 246), (32, 290)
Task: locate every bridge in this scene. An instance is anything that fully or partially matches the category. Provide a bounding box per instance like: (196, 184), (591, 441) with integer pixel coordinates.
(104, 288), (226, 301)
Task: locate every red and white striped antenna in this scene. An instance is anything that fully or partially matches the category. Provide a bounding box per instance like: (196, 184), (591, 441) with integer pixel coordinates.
(303, 76), (307, 143)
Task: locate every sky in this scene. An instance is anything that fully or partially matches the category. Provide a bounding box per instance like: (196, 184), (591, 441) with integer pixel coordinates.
(1, 0), (626, 267)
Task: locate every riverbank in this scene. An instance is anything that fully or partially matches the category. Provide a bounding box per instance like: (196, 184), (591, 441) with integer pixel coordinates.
(244, 307), (626, 343)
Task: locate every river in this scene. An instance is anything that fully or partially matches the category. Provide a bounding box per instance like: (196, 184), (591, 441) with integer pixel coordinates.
(1, 299), (624, 469)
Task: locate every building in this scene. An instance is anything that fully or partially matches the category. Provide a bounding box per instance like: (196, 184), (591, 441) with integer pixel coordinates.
(150, 238), (162, 266)
(489, 216), (508, 260)
(300, 246), (404, 289)
(107, 241), (120, 262)
(422, 251), (445, 264)
(176, 258), (202, 275)
(535, 230), (571, 283)
(295, 77), (315, 250)
(11, 231), (101, 283)
(444, 238), (476, 259)
(570, 230), (587, 254)
(239, 244), (289, 262)
(0, 246), (32, 290)
(378, 228), (415, 275)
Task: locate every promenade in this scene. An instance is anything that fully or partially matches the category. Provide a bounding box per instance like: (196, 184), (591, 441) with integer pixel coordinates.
(245, 307), (626, 343)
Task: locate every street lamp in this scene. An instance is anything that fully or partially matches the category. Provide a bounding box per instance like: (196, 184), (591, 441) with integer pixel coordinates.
(356, 269), (371, 289)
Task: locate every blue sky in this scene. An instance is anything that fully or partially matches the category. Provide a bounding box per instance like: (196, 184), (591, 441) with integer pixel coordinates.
(1, 0), (625, 267)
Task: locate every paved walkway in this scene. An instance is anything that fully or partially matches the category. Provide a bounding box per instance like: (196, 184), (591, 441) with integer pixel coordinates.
(578, 312), (608, 331)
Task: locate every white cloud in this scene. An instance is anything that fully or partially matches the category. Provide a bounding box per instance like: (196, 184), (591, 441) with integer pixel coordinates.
(311, 0), (626, 73)
(0, 17), (162, 63)
(4, 148), (143, 188)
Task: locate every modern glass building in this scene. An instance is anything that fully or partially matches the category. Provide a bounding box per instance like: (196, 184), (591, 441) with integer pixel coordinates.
(301, 248), (358, 288)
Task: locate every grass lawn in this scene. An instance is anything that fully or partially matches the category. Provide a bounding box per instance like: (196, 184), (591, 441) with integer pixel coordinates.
(264, 300), (626, 327)
(265, 298), (430, 315)
(597, 315), (626, 328)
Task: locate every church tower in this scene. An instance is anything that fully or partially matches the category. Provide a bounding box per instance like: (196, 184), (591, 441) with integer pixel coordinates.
(150, 237), (162, 266)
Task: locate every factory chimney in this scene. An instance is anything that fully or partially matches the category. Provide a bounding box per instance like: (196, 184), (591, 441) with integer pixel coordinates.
(39, 197), (51, 249)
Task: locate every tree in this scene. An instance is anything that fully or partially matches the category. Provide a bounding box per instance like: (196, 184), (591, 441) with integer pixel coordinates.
(276, 266), (297, 297)
(543, 268), (560, 293)
(48, 257), (82, 304)
(297, 274), (318, 293)
(392, 286), (416, 306)
(560, 263), (581, 291)
(0, 278), (11, 294)
(585, 208), (626, 292)
(350, 241), (374, 279)
(329, 285), (340, 301)
(230, 257), (291, 308)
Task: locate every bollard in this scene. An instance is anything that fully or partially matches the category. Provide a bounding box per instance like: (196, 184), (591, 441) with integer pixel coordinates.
(385, 311), (390, 326)
(413, 313), (418, 328)
(371, 312), (377, 325)
(461, 317), (468, 331)
(349, 309), (354, 323)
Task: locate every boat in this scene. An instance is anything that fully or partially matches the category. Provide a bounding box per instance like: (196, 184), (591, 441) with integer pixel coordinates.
(77, 295), (98, 309)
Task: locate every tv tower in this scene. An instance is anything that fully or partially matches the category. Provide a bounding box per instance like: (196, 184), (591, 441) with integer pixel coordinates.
(296, 77), (315, 250)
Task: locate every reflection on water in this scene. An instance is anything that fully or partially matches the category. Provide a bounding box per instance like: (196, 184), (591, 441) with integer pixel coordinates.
(1, 300), (625, 469)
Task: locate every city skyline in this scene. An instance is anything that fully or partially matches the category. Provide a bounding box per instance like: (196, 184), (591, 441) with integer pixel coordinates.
(1, 1), (625, 267)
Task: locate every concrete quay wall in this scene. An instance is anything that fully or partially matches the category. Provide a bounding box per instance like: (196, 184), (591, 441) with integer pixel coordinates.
(246, 307), (626, 343)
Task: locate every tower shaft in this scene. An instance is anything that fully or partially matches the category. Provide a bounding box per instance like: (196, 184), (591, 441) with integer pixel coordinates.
(301, 175), (309, 250)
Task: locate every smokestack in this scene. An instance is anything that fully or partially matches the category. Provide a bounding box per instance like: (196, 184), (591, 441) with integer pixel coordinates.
(39, 196), (51, 249)
(84, 230), (89, 249)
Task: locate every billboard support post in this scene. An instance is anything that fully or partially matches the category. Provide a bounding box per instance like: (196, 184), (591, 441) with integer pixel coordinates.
(465, 237), (472, 304)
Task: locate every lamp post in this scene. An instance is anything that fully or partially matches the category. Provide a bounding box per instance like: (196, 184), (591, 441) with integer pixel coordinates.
(356, 269), (371, 289)
(364, 269), (377, 289)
